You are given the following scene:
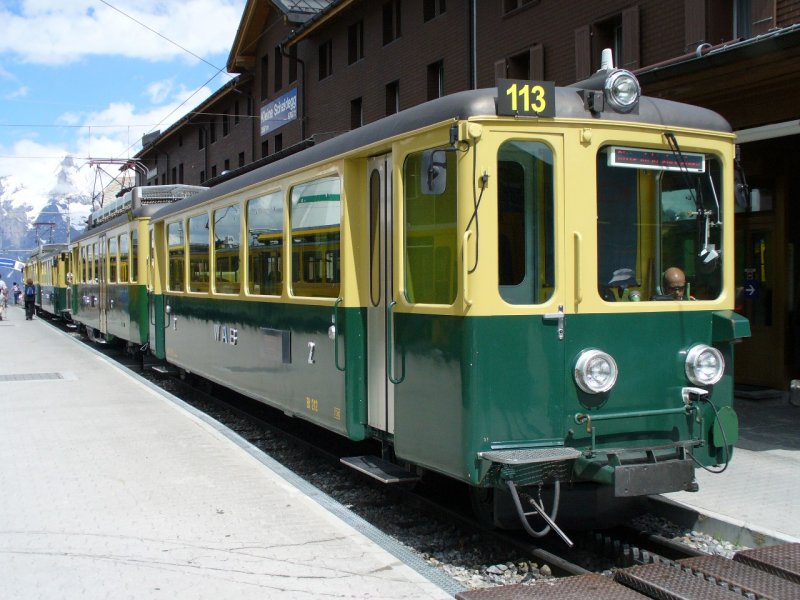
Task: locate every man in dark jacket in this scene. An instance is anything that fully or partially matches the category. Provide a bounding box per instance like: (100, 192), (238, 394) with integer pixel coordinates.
(24, 278), (35, 320)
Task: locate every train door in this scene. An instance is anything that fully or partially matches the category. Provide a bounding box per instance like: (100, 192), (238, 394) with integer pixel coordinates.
(735, 218), (786, 388)
(366, 154), (395, 433)
(98, 234), (108, 334)
(147, 224), (156, 349)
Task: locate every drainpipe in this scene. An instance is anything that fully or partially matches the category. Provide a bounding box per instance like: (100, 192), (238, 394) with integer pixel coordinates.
(469, 0), (477, 89)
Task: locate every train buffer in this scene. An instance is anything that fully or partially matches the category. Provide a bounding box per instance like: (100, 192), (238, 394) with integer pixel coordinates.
(340, 455), (420, 485)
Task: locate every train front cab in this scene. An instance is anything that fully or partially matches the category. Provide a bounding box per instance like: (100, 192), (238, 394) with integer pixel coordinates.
(377, 93), (750, 541)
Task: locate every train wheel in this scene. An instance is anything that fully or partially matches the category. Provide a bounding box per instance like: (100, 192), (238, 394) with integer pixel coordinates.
(469, 486), (495, 528)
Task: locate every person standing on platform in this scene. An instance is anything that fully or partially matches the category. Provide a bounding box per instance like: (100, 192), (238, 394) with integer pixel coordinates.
(12, 282), (20, 305)
(24, 278), (36, 320)
(0, 276), (7, 321)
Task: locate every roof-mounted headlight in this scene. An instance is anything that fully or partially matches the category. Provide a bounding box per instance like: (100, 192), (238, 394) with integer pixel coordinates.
(604, 69), (640, 113)
(685, 344), (725, 386)
(574, 349), (618, 394)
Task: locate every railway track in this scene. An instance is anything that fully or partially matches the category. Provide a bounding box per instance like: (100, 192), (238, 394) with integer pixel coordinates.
(51, 316), (800, 597)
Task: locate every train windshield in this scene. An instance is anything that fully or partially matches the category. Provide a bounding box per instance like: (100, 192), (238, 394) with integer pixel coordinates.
(596, 145), (723, 302)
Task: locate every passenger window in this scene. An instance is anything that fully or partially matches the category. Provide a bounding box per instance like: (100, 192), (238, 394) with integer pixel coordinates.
(213, 204), (241, 294)
(92, 243), (98, 283)
(290, 176), (341, 298)
(497, 140), (555, 304)
(167, 222), (184, 291)
(403, 147), (457, 304)
(189, 214), (209, 293)
(119, 234), (129, 283)
(247, 191), (283, 296)
(108, 237), (117, 283)
(130, 229), (138, 283)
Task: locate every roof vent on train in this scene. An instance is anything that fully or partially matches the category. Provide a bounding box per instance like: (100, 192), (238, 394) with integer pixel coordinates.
(573, 48), (641, 115)
(88, 184), (207, 227)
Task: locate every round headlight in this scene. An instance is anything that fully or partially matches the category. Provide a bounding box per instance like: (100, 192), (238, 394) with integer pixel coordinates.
(685, 344), (725, 386)
(604, 70), (641, 113)
(574, 349), (618, 394)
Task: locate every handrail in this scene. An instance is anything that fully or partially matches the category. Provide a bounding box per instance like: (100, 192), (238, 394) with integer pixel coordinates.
(462, 230), (473, 307)
(334, 297), (345, 372)
(386, 300), (405, 384)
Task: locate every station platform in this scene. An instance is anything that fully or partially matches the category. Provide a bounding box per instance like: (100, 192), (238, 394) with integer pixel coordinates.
(2, 303), (799, 598)
(659, 387), (800, 547)
(0, 305), (455, 599)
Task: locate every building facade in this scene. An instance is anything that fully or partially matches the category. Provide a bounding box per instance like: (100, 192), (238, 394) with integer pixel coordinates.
(135, 0), (800, 390)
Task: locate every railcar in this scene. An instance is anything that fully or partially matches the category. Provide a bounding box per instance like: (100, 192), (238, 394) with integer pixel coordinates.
(118, 60), (753, 541)
(69, 185), (206, 347)
(26, 243), (71, 320)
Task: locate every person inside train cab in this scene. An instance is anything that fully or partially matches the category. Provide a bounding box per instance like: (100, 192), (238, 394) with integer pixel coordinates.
(663, 267), (687, 300)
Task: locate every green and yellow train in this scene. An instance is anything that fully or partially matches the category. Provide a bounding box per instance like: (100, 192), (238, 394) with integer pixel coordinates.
(34, 64), (750, 542)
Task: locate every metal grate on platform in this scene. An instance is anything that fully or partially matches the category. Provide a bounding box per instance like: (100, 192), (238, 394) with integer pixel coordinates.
(0, 372), (64, 382)
(614, 563), (746, 600)
(680, 555), (800, 600)
(454, 573), (649, 599)
(734, 543), (800, 584)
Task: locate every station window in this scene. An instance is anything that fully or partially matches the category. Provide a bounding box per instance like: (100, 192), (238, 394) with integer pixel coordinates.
(119, 233), (129, 283)
(497, 140), (555, 304)
(167, 222), (185, 291)
(189, 214), (210, 293)
(290, 176), (341, 298)
(247, 191), (284, 296)
(403, 147), (457, 305)
(213, 204), (241, 294)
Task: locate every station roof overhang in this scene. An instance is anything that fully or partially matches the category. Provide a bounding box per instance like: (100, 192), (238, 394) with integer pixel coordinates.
(227, 0), (335, 73)
(636, 25), (800, 131)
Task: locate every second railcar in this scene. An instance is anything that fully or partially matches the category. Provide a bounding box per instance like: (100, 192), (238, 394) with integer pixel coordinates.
(70, 185), (206, 347)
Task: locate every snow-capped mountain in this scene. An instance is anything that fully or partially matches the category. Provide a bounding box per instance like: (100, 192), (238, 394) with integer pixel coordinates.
(0, 156), (94, 280)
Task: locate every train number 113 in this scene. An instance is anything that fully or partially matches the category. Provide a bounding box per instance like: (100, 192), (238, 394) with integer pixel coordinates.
(496, 79), (555, 117)
(506, 83), (546, 113)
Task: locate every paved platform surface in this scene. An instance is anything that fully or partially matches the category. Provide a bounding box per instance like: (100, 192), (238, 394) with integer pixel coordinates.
(0, 305), (454, 599)
(2, 303), (798, 598)
(662, 390), (800, 546)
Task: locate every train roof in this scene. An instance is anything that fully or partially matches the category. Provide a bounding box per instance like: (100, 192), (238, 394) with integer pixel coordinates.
(149, 83), (731, 221)
(27, 243), (69, 260)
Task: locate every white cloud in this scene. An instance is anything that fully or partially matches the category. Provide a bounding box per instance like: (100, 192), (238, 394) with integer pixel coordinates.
(0, 0), (245, 65)
(4, 85), (29, 99)
(145, 79), (174, 104)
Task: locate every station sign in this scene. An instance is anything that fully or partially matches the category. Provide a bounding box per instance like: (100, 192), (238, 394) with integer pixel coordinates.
(260, 87), (298, 136)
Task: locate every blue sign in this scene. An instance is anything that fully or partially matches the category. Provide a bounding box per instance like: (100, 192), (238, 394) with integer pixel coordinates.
(260, 87), (298, 137)
(743, 281), (758, 299)
(0, 258), (25, 271)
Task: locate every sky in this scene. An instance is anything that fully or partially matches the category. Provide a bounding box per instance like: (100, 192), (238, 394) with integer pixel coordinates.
(0, 0), (247, 204)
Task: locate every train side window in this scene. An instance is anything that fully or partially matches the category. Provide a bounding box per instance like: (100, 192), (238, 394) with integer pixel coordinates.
(167, 221), (185, 292)
(290, 176), (341, 298)
(403, 147), (457, 304)
(497, 140), (555, 304)
(92, 243), (98, 283)
(119, 233), (129, 283)
(108, 237), (118, 283)
(247, 191), (284, 296)
(213, 204), (241, 294)
(131, 230), (139, 283)
(189, 214), (210, 293)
